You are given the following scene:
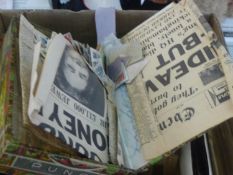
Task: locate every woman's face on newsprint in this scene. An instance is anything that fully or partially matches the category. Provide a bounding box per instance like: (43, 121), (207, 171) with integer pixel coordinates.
(63, 49), (89, 91)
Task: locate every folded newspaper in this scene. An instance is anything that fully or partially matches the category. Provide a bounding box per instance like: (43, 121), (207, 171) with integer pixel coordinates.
(9, 0), (233, 171)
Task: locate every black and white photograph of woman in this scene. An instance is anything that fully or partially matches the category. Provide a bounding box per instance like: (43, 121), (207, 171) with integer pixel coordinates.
(54, 46), (105, 116)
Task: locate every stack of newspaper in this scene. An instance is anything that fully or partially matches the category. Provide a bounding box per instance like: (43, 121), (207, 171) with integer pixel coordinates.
(1, 0), (233, 173)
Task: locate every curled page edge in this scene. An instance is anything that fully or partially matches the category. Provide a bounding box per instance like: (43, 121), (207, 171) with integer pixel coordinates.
(126, 59), (149, 83)
(28, 42), (41, 117)
(34, 34), (68, 109)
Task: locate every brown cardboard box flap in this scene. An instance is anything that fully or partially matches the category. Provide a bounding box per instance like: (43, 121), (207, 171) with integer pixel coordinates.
(0, 10), (225, 47)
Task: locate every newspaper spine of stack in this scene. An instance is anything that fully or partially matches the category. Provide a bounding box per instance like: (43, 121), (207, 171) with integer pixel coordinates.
(102, 35), (147, 170)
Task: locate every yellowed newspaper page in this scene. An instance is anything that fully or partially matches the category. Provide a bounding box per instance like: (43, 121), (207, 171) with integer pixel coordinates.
(123, 0), (233, 160)
(19, 15), (49, 125)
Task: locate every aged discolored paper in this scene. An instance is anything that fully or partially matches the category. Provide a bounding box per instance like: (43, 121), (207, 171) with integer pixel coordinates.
(19, 15), (49, 125)
(122, 0), (233, 160)
(28, 34), (109, 163)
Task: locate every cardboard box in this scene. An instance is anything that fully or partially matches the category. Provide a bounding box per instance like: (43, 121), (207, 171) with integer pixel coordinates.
(0, 10), (226, 175)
